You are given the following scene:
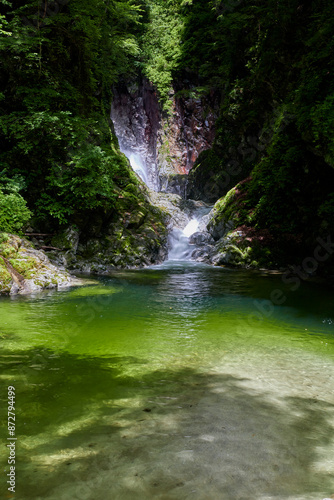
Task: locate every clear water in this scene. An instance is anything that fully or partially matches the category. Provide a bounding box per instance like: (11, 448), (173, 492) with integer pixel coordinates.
(1, 263), (334, 500)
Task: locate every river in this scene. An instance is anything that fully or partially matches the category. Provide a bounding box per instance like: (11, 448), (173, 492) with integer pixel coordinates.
(0, 262), (333, 499)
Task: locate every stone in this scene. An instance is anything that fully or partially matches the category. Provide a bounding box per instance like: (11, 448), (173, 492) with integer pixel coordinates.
(51, 226), (80, 252)
(157, 91), (218, 177)
(189, 232), (214, 246)
(207, 216), (235, 241)
(0, 234), (80, 295)
(160, 174), (188, 198)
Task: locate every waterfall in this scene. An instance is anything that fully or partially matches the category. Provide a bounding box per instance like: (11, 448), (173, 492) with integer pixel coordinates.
(168, 218), (199, 261)
(167, 203), (214, 263)
(110, 85), (215, 266)
(183, 219), (199, 237)
(111, 112), (153, 187)
(127, 152), (149, 185)
(110, 85), (160, 191)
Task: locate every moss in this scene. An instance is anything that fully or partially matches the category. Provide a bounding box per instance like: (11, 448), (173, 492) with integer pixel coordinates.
(0, 245), (17, 258)
(33, 280), (44, 287)
(187, 144), (251, 203)
(0, 264), (12, 290)
(0, 232), (9, 244)
(9, 257), (39, 279)
(209, 178), (252, 233)
(123, 183), (138, 196)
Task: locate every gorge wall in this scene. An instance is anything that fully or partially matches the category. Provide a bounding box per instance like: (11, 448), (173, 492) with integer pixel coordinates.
(111, 79), (218, 197)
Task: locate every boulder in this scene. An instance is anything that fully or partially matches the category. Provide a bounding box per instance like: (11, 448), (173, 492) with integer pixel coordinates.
(0, 234), (80, 295)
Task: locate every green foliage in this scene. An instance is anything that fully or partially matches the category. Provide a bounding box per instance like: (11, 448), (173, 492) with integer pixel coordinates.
(8, 257), (37, 278)
(0, 232), (9, 244)
(237, 124), (334, 239)
(0, 0), (145, 230)
(1, 0), (334, 271)
(0, 188), (31, 233)
(35, 143), (123, 224)
(0, 264), (11, 289)
(175, 0), (334, 269)
(140, 0), (184, 111)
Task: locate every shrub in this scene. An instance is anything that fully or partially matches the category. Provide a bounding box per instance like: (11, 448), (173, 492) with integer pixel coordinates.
(0, 189), (31, 233)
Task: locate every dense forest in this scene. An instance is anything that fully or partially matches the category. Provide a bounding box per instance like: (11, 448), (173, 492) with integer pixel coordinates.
(0, 0), (334, 275)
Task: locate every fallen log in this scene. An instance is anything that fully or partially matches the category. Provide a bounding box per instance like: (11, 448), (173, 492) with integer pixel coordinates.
(39, 246), (62, 251)
(24, 233), (55, 237)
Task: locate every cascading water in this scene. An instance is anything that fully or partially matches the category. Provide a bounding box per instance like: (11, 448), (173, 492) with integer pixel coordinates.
(111, 114), (152, 187)
(167, 202), (214, 262)
(127, 152), (149, 185)
(110, 85), (160, 191)
(110, 86), (214, 264)
(168, 218), (199, 261)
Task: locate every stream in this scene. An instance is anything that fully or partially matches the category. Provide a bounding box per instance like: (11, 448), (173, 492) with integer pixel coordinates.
(0, 101), (333, 500)
(1, 265), (334, 499)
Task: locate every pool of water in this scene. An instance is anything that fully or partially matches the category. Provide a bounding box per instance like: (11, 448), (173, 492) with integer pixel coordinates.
(1, 262), (334, 500)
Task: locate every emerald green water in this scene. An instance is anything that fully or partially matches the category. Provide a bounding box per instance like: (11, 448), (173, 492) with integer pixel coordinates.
(1, 263), (334, 500)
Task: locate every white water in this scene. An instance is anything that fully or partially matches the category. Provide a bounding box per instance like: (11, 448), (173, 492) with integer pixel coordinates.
(183, 219), (199, 237)
(128, 151), (149, 185)
(110, 102), (158, 190)
(168, 218), (199, 261)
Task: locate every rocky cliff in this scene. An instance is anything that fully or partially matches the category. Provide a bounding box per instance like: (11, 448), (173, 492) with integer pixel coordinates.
(110, 80), (161, 191)
(110, 79), (218, 197)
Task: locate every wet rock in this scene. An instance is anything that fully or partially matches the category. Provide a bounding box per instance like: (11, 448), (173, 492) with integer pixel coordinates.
(160, 174), (188, 198)
(207, 218), (234, 241)
(191, 246), (214, 263)
(46, 202), (169, 273)
(157, 89), (218, 177)
(209, 231), (253, 267)
(111, 79), (160, 191)
(148, 191), (190, 230)
(189, 232), (214, 246)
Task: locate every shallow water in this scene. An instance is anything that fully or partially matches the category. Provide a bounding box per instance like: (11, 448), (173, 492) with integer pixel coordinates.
(1, 263), (334, 500)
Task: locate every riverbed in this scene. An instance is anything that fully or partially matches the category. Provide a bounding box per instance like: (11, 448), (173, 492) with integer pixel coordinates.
(1, 262), (333, 499)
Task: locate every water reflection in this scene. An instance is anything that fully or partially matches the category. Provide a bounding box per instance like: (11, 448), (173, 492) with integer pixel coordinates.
(0, 264), (334, 499)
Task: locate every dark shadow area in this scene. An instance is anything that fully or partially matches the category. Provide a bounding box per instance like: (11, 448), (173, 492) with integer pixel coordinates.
(1, 347), (333, 500)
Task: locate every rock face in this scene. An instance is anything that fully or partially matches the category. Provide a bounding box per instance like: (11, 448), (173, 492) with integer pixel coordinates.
(44, 192), (169, 274)
(159, 174), (188, 198)
(148, 191), (209, 231)
(197, 188), (274, 269)
(158, 90), (217, 179)
(0, 234), (77, 295)
(110, 81), (217, 198)
(110, 80), (161, 191)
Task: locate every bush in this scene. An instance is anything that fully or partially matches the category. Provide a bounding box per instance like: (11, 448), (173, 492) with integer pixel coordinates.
(0, 189), (31, 233)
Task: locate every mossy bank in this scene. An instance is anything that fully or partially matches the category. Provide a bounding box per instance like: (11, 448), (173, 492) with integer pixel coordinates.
(0, 233), (78, 295)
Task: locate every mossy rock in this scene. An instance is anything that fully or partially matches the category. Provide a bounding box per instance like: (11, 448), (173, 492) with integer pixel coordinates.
(0, 263), (12, 292)
(9, 257), (39, 279)
(187, 146), (249, 203)
(51, 226), (79, 251)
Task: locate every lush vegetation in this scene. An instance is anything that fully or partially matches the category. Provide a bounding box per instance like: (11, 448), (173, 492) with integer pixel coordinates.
(175, 0), (334, 267)
(1, 0), (333, 271)
(0, 0), (146, 230)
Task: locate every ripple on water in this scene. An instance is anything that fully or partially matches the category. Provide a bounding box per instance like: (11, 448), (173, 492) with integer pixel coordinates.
(0, 265), (333, 499)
